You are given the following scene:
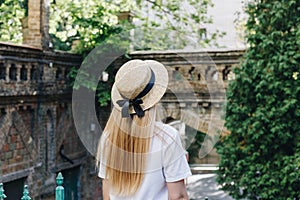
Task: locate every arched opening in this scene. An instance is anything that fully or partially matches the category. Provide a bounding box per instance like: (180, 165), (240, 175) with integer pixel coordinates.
(20, 65), (27, 81)
(0, 63), (5, 80)
(30, 65), (38, 81)
(45, 109), (55, 171)
(3, 177), (27, 200)
(205, 65), (218, 81)
(56, 68), (63, 80)
(61, 166), (81, 200)
(9, 64), (17, 81)
(222, 65), (231, 80)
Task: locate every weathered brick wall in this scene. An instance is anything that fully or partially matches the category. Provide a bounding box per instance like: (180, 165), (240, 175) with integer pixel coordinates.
(0, 110), (34, 174)
(0, 42), (103, 199)
(22, 0), (50, 49)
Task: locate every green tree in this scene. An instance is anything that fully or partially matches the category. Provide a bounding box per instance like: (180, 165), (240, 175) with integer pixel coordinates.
(49, 0), (129, 55)
(1, 0), (223, 51)
(49, 0), (224, 52)
(133, 0), (224, 50)
(49, 0), (224, 106)
(0, 0), (225, 106)
(216, 1), (300, 199)
(0, 0), (27, 43)
(50, 0), (225, 52)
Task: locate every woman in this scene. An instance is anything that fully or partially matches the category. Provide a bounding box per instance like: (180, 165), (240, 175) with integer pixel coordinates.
(96, 60), (191, 200)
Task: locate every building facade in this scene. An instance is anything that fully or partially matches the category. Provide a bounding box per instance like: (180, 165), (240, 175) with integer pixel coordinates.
(0, 0), (245, 199)
(0, 42), (104, 199)
(0, 42), (244, 199)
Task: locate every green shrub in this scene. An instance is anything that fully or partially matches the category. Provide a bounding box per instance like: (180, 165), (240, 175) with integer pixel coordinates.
(216, 1), (300, 199)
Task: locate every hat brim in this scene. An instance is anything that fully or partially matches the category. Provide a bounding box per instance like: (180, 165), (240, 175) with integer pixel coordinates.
(111, 60), (168, 114)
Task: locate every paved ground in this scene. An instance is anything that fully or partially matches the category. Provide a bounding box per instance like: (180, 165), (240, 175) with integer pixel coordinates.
(187, 173), (234, 200)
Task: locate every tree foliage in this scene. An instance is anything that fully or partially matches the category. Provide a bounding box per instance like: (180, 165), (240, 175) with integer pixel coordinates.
(132, 0), (225, 50)
(51, 0), (225, 51)
(0, 0), (224, 106)
(49, 0), (131, 55)
(1, 0), (223, 52)
(50, 0), (223, 52)
(0, 0), (27, 43)
(48, 0), (223, 106)
(216, 0), (300, 199)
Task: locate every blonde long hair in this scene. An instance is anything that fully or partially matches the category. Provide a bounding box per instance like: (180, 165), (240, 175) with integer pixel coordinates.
(96, 106), (157, 196)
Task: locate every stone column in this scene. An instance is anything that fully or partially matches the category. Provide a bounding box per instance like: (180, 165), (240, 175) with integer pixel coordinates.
(5, 63), (9, 82)
(16, 64), (21, 82)
(26, 65), (31, 81)
(22, 0), (50, 49)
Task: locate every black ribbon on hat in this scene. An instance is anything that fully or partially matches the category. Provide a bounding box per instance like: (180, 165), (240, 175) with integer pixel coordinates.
(116, 69), (155, 118)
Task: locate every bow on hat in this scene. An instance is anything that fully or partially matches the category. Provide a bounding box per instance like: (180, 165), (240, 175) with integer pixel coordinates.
(116, 70), (155, 118)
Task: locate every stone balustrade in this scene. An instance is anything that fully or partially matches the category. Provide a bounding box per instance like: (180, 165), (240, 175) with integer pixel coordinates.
(129, 49), (244, 135)
(0, 42), (82, 97)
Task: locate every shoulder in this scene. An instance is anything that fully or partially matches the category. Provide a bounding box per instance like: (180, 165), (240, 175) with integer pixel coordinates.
(154, 121), (178, 136)
(154, 121), (180, 144)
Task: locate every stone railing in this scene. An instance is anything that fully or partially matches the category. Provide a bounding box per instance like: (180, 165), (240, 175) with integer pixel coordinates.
(0, 172), (64, 200)
(129, 49), (244, 135)
(0, 42), (82, 97)
(129, 49), (244, 90)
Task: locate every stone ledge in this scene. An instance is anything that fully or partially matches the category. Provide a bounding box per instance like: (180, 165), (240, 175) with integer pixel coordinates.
(190, 164), (219, 174)
(0, 163), (41, 183)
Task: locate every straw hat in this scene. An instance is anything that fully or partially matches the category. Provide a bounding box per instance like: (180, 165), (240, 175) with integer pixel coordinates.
(111, 59), (168, 118)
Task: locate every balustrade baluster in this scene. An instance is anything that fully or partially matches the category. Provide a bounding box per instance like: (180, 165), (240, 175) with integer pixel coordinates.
(5, 63), (9, 82)
(0, 183), (7, 199)
(56, 172), (64, 200)
(21, 185), (31, 200)
(16, 64), (21, 82)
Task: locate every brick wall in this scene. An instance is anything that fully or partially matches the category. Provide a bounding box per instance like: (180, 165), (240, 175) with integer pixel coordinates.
(22, 0), (50, 49)
(0, 42), (103, 199)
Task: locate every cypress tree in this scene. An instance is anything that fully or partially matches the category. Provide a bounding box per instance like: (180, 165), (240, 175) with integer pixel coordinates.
(217, 1), (300, 199)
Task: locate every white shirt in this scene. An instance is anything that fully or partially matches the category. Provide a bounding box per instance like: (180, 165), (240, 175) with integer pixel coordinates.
(98, 121), (192, 200)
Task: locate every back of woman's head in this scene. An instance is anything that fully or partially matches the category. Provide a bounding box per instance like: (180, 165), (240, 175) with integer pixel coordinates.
(97, 59), (168, 196)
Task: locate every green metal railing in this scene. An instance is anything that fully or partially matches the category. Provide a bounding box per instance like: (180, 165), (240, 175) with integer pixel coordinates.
(0, 172), (65, 200)
(55, 172), (64, 200)
(0, 174), (210, 200)
(21, 185), (31, 200)
(0, 183), (7, 200)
